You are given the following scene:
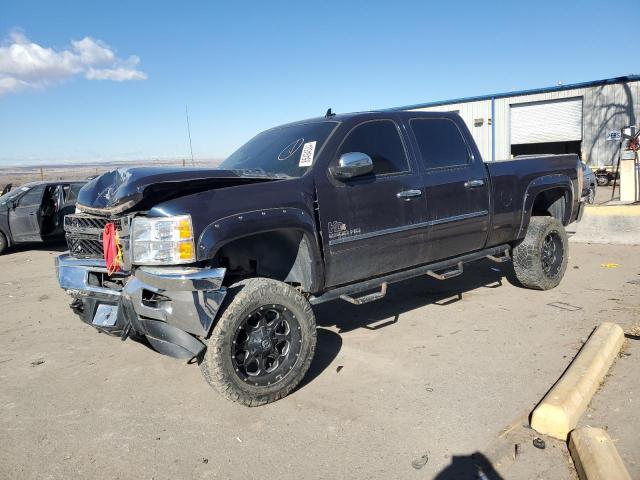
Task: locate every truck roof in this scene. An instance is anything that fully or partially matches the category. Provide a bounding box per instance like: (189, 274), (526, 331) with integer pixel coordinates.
(271, 110), (461, 131)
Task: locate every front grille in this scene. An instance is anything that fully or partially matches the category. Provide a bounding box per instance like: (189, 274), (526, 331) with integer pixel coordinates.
(65, 213), (128, 260)
(67, 236), (105, 258)
(65, 215), (122, 234)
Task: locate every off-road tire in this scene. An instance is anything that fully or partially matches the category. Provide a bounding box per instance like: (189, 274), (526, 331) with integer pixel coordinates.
(0, 232), (7, 255)
(200, 278), (316, 406)
(513, 216), (568, 290)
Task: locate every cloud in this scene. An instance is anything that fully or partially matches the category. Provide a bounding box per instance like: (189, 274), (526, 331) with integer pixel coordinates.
(0, 31), (147, 95)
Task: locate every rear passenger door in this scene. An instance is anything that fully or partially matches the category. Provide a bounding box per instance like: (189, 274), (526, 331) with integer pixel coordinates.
(408, 117), (490, 262)
(316, 117), (426, 287)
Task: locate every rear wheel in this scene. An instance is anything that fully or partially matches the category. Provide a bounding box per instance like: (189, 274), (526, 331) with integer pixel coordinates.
(587, 186), (596, 204)
(0, 232), (7, 255)
(596, 175), (609, 187)
(513, 216), (568, 290)
(200, 278), (316, 406)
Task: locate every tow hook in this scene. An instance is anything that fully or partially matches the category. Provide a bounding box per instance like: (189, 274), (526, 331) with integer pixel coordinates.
(70, 298), (84, 315)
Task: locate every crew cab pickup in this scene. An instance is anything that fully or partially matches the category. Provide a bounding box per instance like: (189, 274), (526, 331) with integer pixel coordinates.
(56, 111), (584, 406)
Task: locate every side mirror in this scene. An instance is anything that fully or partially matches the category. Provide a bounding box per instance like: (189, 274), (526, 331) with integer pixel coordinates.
(7, 200), (16, 209)
(330, 152), (373, 180)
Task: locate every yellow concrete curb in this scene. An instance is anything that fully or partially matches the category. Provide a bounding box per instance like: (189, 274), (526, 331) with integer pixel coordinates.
(584, 205), (640, 216)
(530, 322), (624, 440)
(569, 427), (631, 480)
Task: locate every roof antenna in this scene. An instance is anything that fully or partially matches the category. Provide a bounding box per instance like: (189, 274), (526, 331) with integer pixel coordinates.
(185, 104), (195, 167)
(325, 108), (335, 118)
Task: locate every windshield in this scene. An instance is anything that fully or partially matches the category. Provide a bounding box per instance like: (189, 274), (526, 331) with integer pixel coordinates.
(0, 186), (30, 206)
(219, 121), (338, 178)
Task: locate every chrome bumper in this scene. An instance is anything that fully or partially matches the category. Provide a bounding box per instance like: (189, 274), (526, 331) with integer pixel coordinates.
(55, 254), (227, 358)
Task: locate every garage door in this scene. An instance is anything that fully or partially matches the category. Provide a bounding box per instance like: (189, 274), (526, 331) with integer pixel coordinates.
(510, 98), (583, 144)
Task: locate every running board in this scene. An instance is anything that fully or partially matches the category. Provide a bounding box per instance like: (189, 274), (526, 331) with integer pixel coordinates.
(486, 248), (511, 263)
(309, 243), (511, 305)
(339, 282), (387, 305)
(426, 262), (463, 280)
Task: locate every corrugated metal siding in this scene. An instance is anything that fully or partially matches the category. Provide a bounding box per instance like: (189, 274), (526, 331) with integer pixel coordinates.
(408, 80), (640, 166)
(510, 98), (583, 144)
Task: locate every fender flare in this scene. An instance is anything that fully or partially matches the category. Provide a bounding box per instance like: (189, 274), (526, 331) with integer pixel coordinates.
(197, 207), (324, 293)
(516, 174), (574, 239)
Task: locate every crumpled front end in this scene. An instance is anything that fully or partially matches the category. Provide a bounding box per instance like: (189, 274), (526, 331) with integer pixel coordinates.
(55, 255), (226, 359)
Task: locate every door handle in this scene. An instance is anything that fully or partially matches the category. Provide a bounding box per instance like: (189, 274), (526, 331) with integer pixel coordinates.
(396, 189), (422, 200)
(464, 179), (485, 188)
(29, 212), (37, 216)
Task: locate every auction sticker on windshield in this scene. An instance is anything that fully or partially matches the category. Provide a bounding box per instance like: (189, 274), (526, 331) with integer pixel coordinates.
(299, 141), (316, 167)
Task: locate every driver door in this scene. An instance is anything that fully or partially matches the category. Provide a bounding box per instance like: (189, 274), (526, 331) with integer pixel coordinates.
(315, 118), (426, 287)
(9, 185), (45, 242)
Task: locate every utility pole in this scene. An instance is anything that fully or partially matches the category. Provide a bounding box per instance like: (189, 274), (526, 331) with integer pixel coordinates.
(185, 105), (195, 167)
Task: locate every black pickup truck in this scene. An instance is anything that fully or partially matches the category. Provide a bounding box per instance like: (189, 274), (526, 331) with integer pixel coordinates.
(56, 111), (584, 406)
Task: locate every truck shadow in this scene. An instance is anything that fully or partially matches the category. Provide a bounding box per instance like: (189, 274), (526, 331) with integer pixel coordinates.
(313, 259), (519, 333)
(298, 260), (518, 390)
(434, 452), (504, 479)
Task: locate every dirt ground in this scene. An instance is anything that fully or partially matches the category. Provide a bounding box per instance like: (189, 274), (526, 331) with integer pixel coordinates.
(0, 243), (638, 479)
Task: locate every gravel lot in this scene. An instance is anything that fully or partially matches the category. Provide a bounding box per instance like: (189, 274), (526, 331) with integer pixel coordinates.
(1, 242), (638, 479)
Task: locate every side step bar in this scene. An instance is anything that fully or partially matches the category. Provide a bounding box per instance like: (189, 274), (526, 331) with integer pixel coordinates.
(426, 262), (463, 280)
(486, 248), (511, 263)
(340, 282), (387, 305)
(309, 243), (511, 305)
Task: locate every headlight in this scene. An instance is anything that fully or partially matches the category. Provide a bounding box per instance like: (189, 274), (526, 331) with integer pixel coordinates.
(131, 215), (195, 265)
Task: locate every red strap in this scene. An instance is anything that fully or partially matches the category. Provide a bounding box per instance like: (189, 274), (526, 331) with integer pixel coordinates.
(102, 223), (120, 274)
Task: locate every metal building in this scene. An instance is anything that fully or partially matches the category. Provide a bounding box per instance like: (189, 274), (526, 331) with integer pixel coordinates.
(399, 75), (639, 166)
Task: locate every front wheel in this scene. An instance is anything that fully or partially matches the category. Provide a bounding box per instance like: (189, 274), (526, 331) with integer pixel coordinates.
(596, 175), (609, 187)
(200, 278), (317, 406)
(512, 216), (568, 290)
(0, 232), (7, 255)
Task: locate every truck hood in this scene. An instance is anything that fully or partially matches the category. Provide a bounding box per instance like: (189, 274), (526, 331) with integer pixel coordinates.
(76, 167), (278, 215)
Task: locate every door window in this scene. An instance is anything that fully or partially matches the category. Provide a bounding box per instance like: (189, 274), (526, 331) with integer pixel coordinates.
(338, 120), (409, 176)
(17, 185), (45, 207)
(410, 118), (470, 169)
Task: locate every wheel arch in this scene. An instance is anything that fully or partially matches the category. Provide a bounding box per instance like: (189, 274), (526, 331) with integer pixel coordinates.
(197, 208), (324, 293)
(516, 174), (574, 239)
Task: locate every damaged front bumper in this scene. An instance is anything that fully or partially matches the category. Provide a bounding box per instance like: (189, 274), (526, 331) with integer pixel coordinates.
(55, 254), (226, 359)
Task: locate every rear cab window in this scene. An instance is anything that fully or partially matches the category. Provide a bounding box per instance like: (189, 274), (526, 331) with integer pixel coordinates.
(337, 119), (410, 176)
(410, 118), (471, 169)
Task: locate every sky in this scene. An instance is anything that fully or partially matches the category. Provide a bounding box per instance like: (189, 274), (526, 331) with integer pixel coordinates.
(0, 0), (636, 166)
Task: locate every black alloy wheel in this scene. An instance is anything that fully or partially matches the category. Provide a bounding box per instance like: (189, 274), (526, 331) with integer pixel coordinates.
(540, 232), (563, 279)
(232, 304), (302, 386)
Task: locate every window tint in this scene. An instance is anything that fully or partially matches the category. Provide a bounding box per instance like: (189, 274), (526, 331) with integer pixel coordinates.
(61, 184), (82, 203)
(17, 185), (45, 207)
(71, 184), (84, 197)
(410, 118), (470, 169)
(338, 120), (409, 176)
